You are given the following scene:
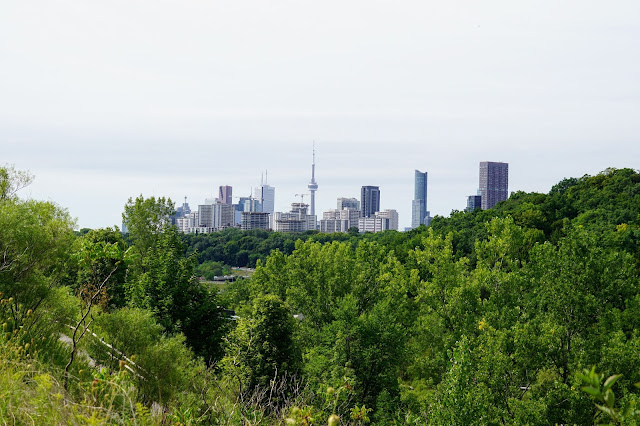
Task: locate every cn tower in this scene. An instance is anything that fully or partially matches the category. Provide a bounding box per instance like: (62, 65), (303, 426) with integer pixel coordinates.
(307, 145), (318, 217)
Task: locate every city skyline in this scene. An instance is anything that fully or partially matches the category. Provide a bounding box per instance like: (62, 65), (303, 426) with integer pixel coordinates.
(2, 1), (639, 230)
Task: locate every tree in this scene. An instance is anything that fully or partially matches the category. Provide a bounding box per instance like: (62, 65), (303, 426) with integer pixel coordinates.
(0, 164), (33, 200)
(64, 238), (124, 389)
(0, 167), (75, 326)
(223, 294), (301, 397)
(74, 228), (129, 310)
(128, 226), (227, 363)
(122, 195), (174, 261)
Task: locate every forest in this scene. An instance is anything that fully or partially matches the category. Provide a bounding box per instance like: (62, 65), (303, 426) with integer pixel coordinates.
(2, 165), (640, 424)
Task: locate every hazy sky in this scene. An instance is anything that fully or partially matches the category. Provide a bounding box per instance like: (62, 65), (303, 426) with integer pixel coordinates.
(2, 1), (639, 230)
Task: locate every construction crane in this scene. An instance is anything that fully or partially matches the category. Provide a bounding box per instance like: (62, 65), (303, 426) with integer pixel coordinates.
(295, 193), (308, 219)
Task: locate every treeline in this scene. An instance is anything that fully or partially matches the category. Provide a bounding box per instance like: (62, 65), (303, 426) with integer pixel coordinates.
(2, 166), (640, 424)
(182, 227), (353, 268)
(181, 220), (411, 269)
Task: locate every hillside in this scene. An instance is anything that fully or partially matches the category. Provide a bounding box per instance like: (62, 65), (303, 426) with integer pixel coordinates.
(1, 166), (640, 424)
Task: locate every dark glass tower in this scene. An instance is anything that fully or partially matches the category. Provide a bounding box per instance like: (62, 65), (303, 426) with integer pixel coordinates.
(479, 161), (509, 210)
(412, 170), (428, 228)
(219, 185), (232, 205)
(360, 186), (380, 218)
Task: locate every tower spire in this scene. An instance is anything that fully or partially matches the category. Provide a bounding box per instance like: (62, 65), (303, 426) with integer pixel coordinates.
(307, 142), (319, 221)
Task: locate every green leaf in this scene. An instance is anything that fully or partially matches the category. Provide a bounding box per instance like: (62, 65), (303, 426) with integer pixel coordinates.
(603, 389), (615, 408)
(581, 386), (601, 397)
(603, 374), (622, 391)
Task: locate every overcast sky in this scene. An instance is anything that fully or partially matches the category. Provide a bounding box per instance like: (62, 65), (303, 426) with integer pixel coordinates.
(2, 1), (639, 230)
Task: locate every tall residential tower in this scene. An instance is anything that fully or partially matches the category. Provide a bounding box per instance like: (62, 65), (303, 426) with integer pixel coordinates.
(479, 161), (509, 210)
(411, 170), (428, 228)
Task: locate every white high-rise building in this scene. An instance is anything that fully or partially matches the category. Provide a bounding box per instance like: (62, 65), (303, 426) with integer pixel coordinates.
(320, 208), (360, 233)
(358, 216), (389, 233)
(254, 185), (275, 214)
(273, 203), (316, 233)
(198, 204), (214, 228)
(213, 203), (235, 230)
(176, 217), (190, 233)
(376, 209), (399, 231)
(357, 209), (399, 233)
(188, 212), (199, 228)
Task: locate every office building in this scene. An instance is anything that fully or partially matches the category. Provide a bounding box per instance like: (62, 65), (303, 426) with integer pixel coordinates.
(337, 197), (360, 211)
(479, 161), (509, 210)
(411, 170), (428, 228)
(213, 203), (235, 230)
(361, 186), (380, 218)
(198, 204), (214, 228)
(466, 195), (482, 212)
(241, 212), (270, 230)
(254, 184), (275, 214)
(219, 186), (232, 205)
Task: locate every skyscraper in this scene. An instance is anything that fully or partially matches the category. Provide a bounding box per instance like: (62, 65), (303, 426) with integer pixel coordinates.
(411, 170), (428, 228)
(219, 185), (232, 205)
(479, 161), (509, 210)
(361, 186), (380, 218)
(254, 185), (275, 214)
(307, 146), (318, 217)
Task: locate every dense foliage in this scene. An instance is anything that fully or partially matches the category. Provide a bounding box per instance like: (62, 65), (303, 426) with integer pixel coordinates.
(2, 166), (640, 424)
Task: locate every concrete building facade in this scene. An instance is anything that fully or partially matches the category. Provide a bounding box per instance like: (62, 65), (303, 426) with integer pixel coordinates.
(358, 216), (389, 233)
(272, 203), (316, 233)
(198, 204), (214, 228)
(319, 207), (360, 233)
(213, 203), (235, 230)
(377, 209), (399, 231)
(241, 212), (270, 230)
